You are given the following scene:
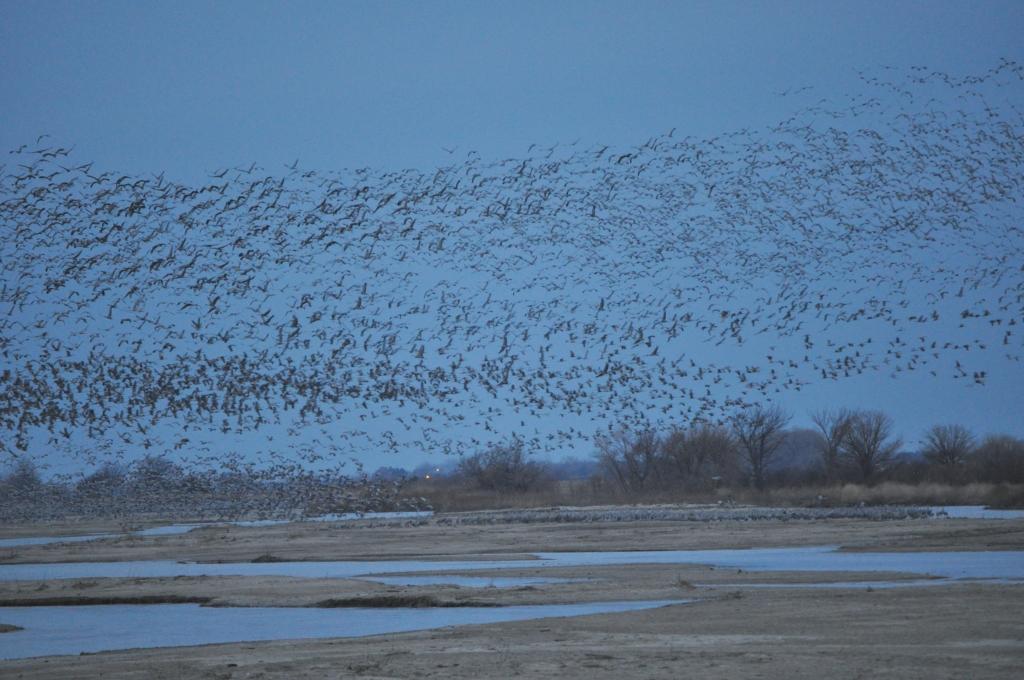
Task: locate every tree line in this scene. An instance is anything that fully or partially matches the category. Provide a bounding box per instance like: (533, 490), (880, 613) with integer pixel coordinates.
(454, 405), (1024, 495)
(5, 404), (1023, 519)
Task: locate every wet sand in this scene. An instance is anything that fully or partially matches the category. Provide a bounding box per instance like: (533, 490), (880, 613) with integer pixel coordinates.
(1, 510), (1022, 678)
(4, 509), (1024, 564)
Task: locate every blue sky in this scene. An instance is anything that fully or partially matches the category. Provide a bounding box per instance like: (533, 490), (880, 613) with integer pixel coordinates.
(3, 1), (1022, 182)
(2, 1), (1023, 474)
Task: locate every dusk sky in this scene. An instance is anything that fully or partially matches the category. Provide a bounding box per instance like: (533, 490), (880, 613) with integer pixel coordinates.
(3, 1), (1022, 180)
(2, 1), (1023, 473)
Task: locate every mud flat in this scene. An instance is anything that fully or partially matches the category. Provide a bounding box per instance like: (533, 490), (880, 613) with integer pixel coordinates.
(0, 507), (1021, 678)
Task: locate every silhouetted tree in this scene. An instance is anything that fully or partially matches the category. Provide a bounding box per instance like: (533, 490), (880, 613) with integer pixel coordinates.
(971, 434), (1024, 484)
(458, 439), (546, 492)
(76, 462), (126, 494)
(731, 404), (790, 489)
(842, 410), (901, 483)
(661, 423), (736, 489)
(922, 424), (974, 481)
(3, 459), (42, 491)
(595, 428), (660, 493)
(811, 408), (853, 482)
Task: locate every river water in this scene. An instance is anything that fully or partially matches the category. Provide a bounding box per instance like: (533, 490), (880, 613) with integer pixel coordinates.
(2, 509), (1021, 661)
(0, 599), (685, 660)
(2, 546), (1023, 583)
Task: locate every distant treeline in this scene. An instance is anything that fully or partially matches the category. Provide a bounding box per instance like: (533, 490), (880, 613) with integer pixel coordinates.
(426, 406), (1024, 498)
(4, 406), (1023, 521)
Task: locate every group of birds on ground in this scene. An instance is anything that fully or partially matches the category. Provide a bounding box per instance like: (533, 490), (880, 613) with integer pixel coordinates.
(1, 60), (1022, 487)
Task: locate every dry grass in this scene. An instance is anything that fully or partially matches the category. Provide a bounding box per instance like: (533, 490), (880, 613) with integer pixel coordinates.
(430, 505), (935, 525)
(741, 482), (1024, 508)
(410, 478), (1024, 512)
(409, 480), (624, 512)
(0, 596), (211, 606)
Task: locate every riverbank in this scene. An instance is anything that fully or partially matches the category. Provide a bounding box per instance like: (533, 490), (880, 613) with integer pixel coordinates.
(0, 508), (1022, 677)
(3, 506), (1024, 565)
(2, 582), (1021, 679)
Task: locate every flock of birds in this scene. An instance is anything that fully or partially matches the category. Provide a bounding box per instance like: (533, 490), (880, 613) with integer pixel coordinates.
(1, 61), (1022, 485)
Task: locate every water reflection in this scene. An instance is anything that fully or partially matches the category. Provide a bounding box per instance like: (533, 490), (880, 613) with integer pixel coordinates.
(0, 599), (684, 660)
(930, 506), (1024, 520)
(3, 547), (1023, 582)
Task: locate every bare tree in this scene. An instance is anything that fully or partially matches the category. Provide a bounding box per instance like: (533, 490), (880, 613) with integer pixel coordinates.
(922, 424), (975, 472)
(661, 424), (736, 489)
(458, 439), (545, 492)
(731, 404), (790, 489)
(131, 455), (185, 488)
(3, 459), (42, 491)
(661, 428), (699, 486)
(811, 408), (853, 483)
(595, 428), (660, 493)
(842, 410), (901, 483)
(971, 434), (1024, 484)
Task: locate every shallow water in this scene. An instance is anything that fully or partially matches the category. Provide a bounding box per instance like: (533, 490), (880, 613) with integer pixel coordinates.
(3, 547), (1023, 583)
(0, 533), (120, 548)
(930, 506), (1024, 520)
(1, 545), (1020, 660)
(708, 578), (1023, 590)
(0, 558), (544, 581)
(121, 524), (204, 538)
(530, 547), (1024, 581)
(0, 600), (684, 660)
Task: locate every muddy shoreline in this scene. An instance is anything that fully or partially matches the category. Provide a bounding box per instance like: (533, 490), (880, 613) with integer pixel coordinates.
(1, 510), (1022, 678)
